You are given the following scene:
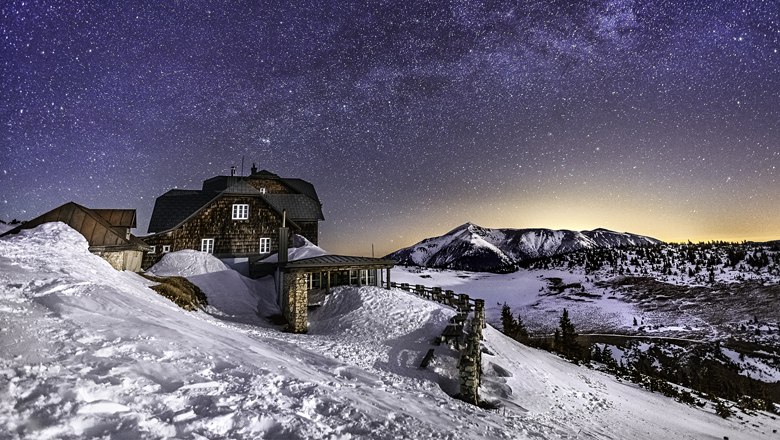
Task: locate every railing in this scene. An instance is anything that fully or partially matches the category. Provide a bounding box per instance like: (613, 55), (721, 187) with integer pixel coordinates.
(390, 281), (485, 405)
(389, 282), (479, 313)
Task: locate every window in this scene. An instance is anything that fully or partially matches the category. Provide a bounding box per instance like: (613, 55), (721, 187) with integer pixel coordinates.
(232, 204), (249, 220)
(162, 245), (171, 253)
(259, 187), (267, 194)
(201, 238), (214, 254)
(149, 245), (156, 254)
(259, 237), (271, 254)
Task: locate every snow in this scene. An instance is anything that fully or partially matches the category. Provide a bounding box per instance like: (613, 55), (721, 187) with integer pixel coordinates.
(148, 250), (280, 321)
(722, 348), (780, 382)
(392, 266), (640, 332)
(1, 222), (777, 439)
(260, 234), (327, 263)
(147, 249), (231, 277)
(0, 223), (13, 234)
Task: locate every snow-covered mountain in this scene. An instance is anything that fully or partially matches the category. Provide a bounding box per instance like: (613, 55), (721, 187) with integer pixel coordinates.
(387, 223), (663, 272)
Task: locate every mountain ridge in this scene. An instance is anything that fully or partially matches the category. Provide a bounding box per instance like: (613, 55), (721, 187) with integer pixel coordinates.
(386, 222), (663, 273)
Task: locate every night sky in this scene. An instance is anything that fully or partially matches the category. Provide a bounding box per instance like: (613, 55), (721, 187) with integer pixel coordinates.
(2, 1), (778, 256)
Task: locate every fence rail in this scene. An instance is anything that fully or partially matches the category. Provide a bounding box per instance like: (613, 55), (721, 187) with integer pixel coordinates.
(389, 282), (478, 313)
(389, 281), (485, 405)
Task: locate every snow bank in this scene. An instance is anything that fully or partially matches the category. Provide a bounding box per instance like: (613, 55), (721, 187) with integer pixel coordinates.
(147, 250), (230, 277)
(147, 249), (278, 321)
(260, 234), (327, 263)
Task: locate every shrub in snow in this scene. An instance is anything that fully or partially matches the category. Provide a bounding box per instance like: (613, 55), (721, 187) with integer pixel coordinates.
(715, 399), (733, 419)
(142, 274), (208, 311)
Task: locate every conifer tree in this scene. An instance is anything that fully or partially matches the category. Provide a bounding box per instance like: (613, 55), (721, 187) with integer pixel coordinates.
(501, 303), (517, 336)
(558, 308), (580, 361)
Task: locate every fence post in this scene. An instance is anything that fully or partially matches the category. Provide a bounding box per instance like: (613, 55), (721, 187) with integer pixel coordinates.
(432, 286), (442, 303)
(401, 282), (409, 291)
(444, 290), (455, 306)
(415, 284), (425, 298)
(458, 293), (470, 312)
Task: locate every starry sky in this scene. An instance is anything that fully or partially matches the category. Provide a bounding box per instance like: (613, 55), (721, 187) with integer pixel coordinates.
(1, 0), (779, 256)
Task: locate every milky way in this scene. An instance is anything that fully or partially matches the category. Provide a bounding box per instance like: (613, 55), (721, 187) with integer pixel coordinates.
(1, 0), (778, 255)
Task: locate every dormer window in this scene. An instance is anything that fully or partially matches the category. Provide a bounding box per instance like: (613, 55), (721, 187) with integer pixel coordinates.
(259, 188), (267, 194)
(149, 245), (156, 254)
(232, 204), (249, 220)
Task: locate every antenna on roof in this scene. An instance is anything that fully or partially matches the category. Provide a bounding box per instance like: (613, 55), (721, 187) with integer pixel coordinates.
(241, 155), (245, 176)
(230, 166), (236, 176)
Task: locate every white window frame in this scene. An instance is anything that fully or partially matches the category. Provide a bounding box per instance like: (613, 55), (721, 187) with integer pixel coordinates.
(232, 204), (249, 220)
(259, 187), (267, 194)
(201, 238), (214, 254)
(149, 245), (156, 254)
(259, 237), (271, 254)
(162, 245), (171, 253)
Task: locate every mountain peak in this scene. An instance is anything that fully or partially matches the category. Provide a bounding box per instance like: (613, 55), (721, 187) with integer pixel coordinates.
(387, 225), (663, 273)
(447, 222), (481, 234)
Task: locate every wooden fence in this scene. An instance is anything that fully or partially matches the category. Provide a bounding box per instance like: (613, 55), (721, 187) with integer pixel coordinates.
(390, 281), (485, 405)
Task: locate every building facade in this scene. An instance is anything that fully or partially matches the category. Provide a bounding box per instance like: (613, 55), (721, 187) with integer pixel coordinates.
(142, 168), (324, 269)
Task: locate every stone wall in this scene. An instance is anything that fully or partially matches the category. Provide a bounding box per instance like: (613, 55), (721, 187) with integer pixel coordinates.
(283, 273), (309, 333)
(458, 299), (485, 405)
(458, 318), (482, 405)
(94, 250), (144, 272)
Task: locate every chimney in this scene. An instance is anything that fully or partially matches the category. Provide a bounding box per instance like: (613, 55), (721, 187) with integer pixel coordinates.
(278, 209), (288, 265)
(251, 163), (257, 175)
(230, 166), (236, 176)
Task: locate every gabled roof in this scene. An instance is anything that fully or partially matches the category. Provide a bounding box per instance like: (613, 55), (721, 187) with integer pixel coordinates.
(279, 178), (321, 203)
(252, 169), (280, 178)
(93, 209), (137, 228)
(148, 190), (218, 233)
(223, 180), (264, 195)
(264, 194), (324, 221)
(0, 202), (148, 251)
(148, 173), (324, 233)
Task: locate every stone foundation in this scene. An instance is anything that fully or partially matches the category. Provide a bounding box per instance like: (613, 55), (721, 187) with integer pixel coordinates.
(283, 273), (309, 333)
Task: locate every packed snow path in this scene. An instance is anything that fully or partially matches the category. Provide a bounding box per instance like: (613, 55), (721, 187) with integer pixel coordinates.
(1, 223), (776, 439)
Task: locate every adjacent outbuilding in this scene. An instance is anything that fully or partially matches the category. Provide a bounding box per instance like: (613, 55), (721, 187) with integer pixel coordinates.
(0, 202), (150, 272)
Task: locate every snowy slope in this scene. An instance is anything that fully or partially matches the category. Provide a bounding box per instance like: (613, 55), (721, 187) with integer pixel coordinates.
(1, 223), (776, 439)
(0, 223), (13, 235)
(387, 223), (662, 272)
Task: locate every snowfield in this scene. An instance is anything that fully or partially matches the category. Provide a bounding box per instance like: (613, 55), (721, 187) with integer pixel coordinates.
(1, 223), (777, 439)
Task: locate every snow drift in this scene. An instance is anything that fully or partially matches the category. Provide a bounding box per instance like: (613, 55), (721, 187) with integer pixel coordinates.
(260, 234), (327, 263)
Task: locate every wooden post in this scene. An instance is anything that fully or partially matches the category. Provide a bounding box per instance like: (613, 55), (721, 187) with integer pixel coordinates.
(444, 290), (455, 306)
(385, 268), (391, 289)
(432, 287), (442, 303)
(458, 293), (470, 312)
(326, 270), (331, 293)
